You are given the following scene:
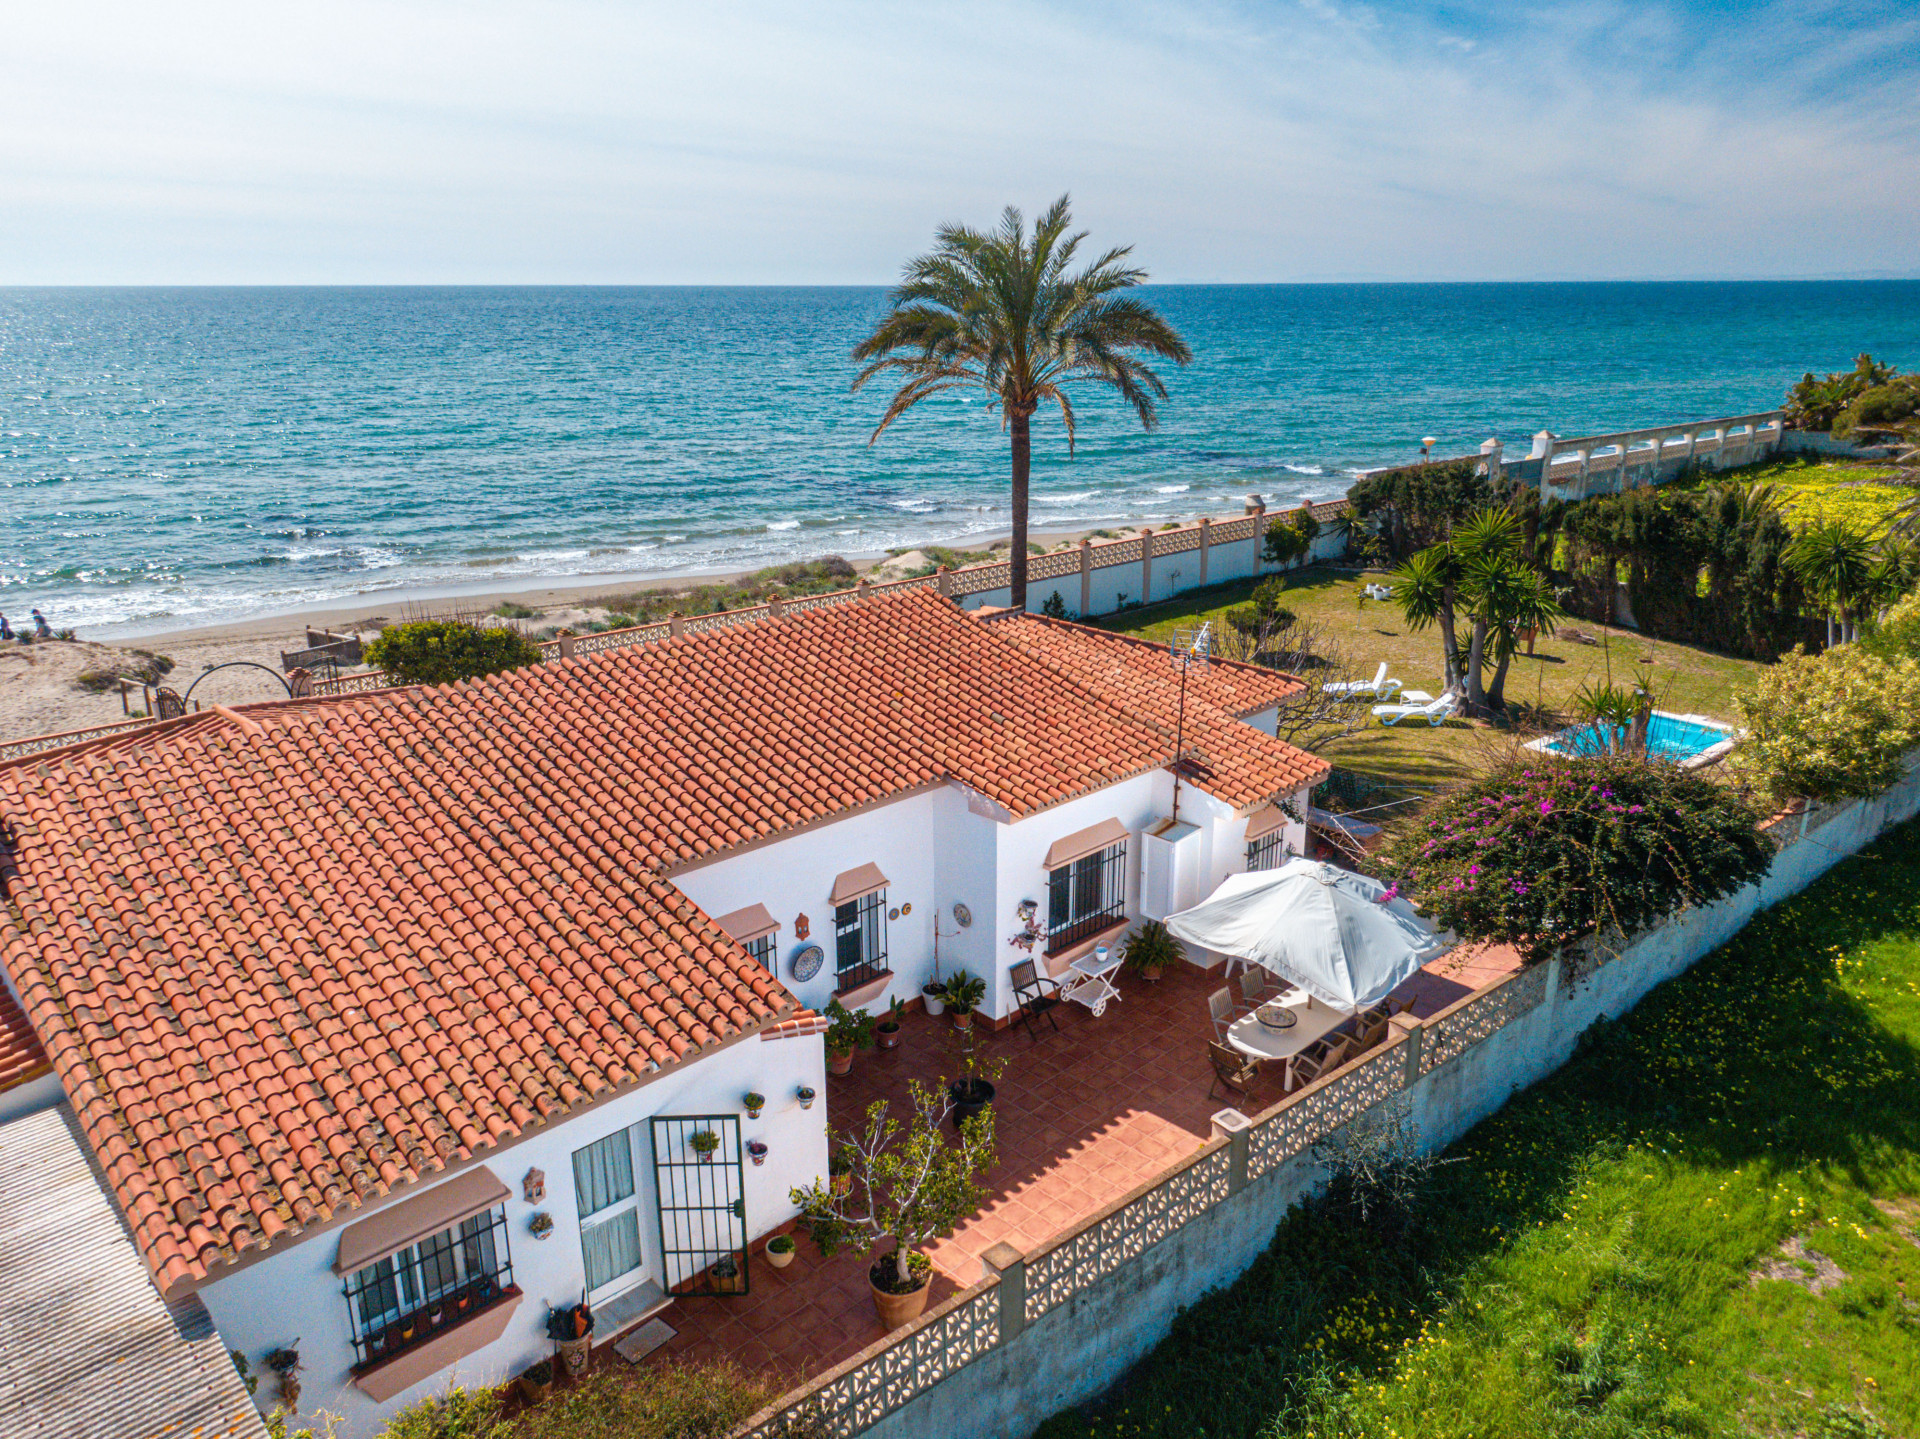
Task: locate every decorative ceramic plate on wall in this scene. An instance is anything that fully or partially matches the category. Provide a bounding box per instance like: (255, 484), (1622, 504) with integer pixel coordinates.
(790, 944), (824, 983)
(952, 903), (972, 928)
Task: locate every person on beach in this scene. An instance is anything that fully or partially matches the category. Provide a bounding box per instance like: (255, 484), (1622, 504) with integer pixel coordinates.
(0, 616), (12, 641)
(30, 609), (52, 639)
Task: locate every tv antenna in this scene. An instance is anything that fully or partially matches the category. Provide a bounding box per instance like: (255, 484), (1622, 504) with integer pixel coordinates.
(1169, 622), (1212, 822)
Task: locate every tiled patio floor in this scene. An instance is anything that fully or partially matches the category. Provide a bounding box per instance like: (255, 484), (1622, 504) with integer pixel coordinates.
(637, 942), (1521, 1387)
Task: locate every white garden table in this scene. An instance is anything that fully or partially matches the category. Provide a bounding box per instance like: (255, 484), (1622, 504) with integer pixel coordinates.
(1061, 944), (1123, 1017)
(1225, 989), (1348, 1084)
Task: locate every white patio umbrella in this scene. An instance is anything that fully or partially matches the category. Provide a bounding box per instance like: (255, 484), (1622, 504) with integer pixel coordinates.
(1164, 859), (1448, 1011)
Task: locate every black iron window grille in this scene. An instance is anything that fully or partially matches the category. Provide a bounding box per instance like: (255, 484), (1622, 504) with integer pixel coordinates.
(1046, 841), (1127, 954)
(745, 932), (776, 974)
(834, 890), (888, 990)
(1247, 829), (1289, 872)
(343, 1206), (512, 1369)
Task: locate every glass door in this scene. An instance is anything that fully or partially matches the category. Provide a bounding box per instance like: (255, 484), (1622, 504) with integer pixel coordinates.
(573, 1127), (647, 1304)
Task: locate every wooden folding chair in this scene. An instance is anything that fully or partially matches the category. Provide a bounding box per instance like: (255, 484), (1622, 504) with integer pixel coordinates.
(1207, 1040), (1261, 1101)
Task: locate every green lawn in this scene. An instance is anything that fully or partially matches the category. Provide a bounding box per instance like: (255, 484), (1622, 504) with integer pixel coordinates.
(1103, 568), (1764, 792)
(1034, 820), (1920, 1439)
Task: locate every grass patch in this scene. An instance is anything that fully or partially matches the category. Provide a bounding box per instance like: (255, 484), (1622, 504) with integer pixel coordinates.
(1035, 819), (1920, 1439)
(1101, 568), (1762, 791)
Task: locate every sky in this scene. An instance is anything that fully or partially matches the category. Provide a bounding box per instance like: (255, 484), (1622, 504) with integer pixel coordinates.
(2, 0), (1917, 284)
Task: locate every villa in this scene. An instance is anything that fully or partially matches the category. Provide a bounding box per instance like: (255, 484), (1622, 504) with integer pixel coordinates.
(0, 587), (1325, 1434)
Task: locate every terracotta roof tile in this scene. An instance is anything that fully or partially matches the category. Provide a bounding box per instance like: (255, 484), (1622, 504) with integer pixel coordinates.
(0, 588), (1322, 1292)
(0, 983), (50, 1096)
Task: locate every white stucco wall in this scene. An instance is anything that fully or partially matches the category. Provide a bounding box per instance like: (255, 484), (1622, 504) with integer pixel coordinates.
(200, 1029), (824, 1438)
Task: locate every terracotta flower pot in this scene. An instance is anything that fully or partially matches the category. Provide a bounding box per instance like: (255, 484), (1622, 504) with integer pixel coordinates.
(869, 1267), (932, 1329)
(1139, 964), (1162, 983)
(951, 1010), (973, 1032)
(518, 1372), (554, 1405)
(765, 1242), (796, 1270)
(827, 1049), (854, 1076)
(875, 1024), (901, 1051)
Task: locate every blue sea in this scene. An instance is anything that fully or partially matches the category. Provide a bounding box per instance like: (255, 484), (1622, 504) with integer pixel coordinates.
(2, 283), (1915, 637)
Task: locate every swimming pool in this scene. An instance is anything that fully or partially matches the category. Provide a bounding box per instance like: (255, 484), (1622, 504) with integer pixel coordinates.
(1538, 711), (1736, 766)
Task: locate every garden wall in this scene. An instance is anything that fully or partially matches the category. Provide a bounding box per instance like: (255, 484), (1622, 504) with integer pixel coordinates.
(732, 754), (1920, 1439)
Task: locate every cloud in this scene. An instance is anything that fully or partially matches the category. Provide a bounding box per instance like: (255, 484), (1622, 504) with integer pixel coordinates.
(0, 0), (1913, 281)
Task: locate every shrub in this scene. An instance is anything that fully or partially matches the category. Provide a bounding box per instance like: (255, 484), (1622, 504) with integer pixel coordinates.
(377, 1383), (510, 1439)
(1120, 919), (1183, 974)
(1734, 644), (1920, 802)
(1261, 508), (1320, 566)
(512, 1362), (780, 1439)
(489, 601), (539, 620)
(363, 620), (544, 686)
(1039, 590), (1070, 620)
(1381, 755), (1771, 962)
(1833, 377), (1920, 439)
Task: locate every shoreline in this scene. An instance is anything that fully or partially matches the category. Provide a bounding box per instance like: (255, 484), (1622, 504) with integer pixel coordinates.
(101, 519), (1193, 650)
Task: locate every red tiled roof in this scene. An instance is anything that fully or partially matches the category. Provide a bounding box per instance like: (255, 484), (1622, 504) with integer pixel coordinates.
(0, 588), (1322, 1292)
(0, 982), (50, 1095)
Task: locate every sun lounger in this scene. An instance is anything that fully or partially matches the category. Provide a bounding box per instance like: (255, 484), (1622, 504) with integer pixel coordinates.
(1323, 662), (1402, 701)
(1363, 582), (1393, 602)
(1372, 692), (1461, 727)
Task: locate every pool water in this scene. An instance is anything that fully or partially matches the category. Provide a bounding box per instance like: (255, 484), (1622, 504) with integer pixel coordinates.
(1546, 712), (1731, 762)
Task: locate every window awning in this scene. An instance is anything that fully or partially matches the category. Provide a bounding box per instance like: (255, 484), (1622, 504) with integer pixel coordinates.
(713, 903), (780, 944)
(1245, 804), (1289, 842)
(1045, 817), (1129, 870)
(829, 863), (890, 907)
(334, 1167), (509, 1276)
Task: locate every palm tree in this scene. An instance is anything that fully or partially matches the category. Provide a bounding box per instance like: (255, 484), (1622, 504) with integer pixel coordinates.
(1787, 520), (1876, 645)
(852, 196), (1192, 608)
(1386, 545), (1463, 690)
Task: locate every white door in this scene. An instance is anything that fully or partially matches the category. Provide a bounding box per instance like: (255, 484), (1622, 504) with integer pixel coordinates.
(573, 1127), (647, 1304)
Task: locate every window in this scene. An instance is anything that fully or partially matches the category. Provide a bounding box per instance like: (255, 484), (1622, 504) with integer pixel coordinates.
(834, 890), (888, 989)
(1046, 841), (1127, 954)
(574, 1129), (646, 1299)
(745, 932), (776, 973)
(343, 1207), (512, 1367)
(1247, 829), (1289, 872)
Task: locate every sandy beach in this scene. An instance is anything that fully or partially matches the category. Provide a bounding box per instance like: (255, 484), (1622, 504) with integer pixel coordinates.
(2, 524), (1131, 745)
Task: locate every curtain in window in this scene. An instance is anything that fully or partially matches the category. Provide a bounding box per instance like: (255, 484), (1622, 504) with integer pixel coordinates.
(573, 1131), (636, 1218)
(582, 1209), (643, 1292)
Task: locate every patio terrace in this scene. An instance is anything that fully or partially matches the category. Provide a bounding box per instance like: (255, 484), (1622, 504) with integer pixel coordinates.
(615, 941), (1520, 1389)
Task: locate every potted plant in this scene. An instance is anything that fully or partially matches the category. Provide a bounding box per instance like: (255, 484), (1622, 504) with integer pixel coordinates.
(941, 970), (986, 1031)
(796, 1084), (817, 1110)
(828, 1143), (854, 1197)
(921, 981), (946, 1017)
(875, 995), (906, 1051)
(765, 1233), (797, 1269)
(528, 1211), (554, 1241)
(689, 1129), (721, 1164)
(743, 1091), (765, 1120)
(824, 998), (875, 1076)
(946, 1030), (1009, 1130)
(1120, 919), (1183, 984)
(747, 1139), (768, 1166)
(792, 1078), (997, 1329)
(713, 1253), (742, 1291)
(518, 1357), (555, 1405)
(265, 1344), (302, 1412)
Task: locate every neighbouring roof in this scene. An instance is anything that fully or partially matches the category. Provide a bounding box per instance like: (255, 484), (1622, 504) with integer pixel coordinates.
(0, 587), (1322, 1295)
(0, 979), (50, 1097)
(0, 1106), (268, 1439)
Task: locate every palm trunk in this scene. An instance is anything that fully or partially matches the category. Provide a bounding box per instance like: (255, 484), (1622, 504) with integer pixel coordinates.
(1010, 412), (1031, 610)
(1437, 585), (1460, 689)
(1465, 615), (1489, 711)
(1486, 639), (1514, 713)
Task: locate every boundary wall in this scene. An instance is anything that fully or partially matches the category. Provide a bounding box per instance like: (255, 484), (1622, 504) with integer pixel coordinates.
(728, 755), (1920, 1439)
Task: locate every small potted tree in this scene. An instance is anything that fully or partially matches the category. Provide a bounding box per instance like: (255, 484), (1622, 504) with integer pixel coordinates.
(946, 1029), (1009, 1130)
(743, 1091), (766, 1120)
(791, 1078), (997, 1329)
(1120, 919), (1183, 984)
(765, 1233), (797, 1269)
(824, 998), (875, 1076)
(940, 970), (986, 1031)
(875, 995), (906, 1051)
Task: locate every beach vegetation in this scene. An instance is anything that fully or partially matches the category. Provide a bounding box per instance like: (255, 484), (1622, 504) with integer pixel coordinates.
(1378, 754), (1770, 963)
(1037, 819), (1920, 1439)
(851, 194), (1191, 609)
(489, 601), (539, 620)
(1735, 642), (1920, 803)
(1785, 353), (1920, 440)
(363, 620), (544, 686)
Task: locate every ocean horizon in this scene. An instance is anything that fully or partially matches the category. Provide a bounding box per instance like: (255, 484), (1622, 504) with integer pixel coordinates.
(3, 280), (1916, 638)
